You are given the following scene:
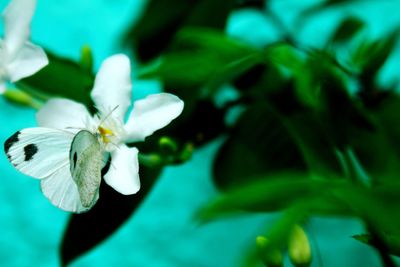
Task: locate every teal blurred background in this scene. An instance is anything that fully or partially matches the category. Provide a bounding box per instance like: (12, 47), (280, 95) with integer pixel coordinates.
(1, 0), (400, 266)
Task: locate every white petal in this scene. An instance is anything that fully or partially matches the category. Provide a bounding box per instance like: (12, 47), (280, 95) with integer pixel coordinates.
(124, 93), (184, 142)
(90, 54), (132, 121)
(6, 42), (48, 82)
(2, 0), (36, 59)
(36, 98), (92, 131)
(104, 145), (140, 195)
(40, 164), (95, 213)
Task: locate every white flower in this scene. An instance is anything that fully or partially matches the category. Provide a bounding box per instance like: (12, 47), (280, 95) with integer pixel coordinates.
(36, 54), (184, 196)
(0, 0), (48, 93)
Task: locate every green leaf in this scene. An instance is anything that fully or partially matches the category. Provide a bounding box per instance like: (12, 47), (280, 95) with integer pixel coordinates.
(353, 233), (400, 257)
(17, 51), (94, 109)
(265, 43), (304, 74)
(124, 0), (235, 62)
(213, 97), (344, 191)
(200, 173), (400, 235)
(292, 51), (375, 149)
(61, 165), (161, 266)
(213, 103), (307, 190)
(328, 16), (365, 46)
(139, 28), (264, 113)
(332, 184), (400, 256)
(199, 173), (353, 221)
(351, 94), (400, 184)
(351, 29), (399, 88)
(282, 112), (343, 177)
(139, 28), (263, 98)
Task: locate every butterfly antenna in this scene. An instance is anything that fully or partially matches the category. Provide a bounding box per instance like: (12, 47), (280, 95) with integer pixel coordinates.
(98, 105), (120, 126)
(103, 156), (117, 170)
(108, 140), (119, 150)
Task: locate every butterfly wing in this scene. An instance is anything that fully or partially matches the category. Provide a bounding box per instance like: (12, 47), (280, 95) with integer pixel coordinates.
(69, 130), (102, 209)
(4, 128), (101, 213)
(4, 127), (73, 178)
(40, 164), (89, 213)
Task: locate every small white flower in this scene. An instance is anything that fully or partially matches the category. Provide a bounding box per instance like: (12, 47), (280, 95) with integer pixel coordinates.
(0, 0), (48, 93)
(36, 54), (184, 196)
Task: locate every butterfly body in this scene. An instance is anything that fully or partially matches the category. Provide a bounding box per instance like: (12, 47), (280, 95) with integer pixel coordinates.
(69, 130), (102, 208)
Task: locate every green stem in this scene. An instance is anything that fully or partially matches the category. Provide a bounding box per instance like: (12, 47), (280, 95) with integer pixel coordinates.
(367, 226), (397, 267)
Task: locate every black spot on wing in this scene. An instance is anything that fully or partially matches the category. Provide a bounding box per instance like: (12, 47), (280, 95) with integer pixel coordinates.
(4, 131), (21, 154)
(24, 144), (38, 161)
(73, 152), (77, 168)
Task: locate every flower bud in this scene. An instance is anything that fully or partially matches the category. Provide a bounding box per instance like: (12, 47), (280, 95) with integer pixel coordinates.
(256, 236), (283, 267)
(159, 136), (178, 154)
(3, 89), (40, 109)
(138, 153), (163, 167)
(288, 225), (312, 267)
(80, 45), (93, 72)
(178, 142), (193, 162)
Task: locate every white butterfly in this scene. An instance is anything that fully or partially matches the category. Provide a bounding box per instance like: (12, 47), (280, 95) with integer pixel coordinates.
(3, 54), (184, 213)
(4, 128), (103, 213)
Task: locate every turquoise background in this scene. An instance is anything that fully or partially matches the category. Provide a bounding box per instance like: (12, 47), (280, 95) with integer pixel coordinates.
(1, 0), (400, 266)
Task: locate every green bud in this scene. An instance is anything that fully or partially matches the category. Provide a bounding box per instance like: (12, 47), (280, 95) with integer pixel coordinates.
(138, 153), (163, 167)
(178, 142), (193, 162)
(256, 236), (283, 267)
(159, 137), (178, 154)
(80, 45), (93, 72)
(288, 225), (312, 267)
(3, 89), (41, 109)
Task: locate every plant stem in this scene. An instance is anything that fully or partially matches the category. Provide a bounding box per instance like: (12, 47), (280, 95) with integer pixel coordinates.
(367, 226), (397, 267)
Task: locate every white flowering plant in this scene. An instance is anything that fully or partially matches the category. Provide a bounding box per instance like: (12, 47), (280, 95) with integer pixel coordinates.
(3, 0), (400, 266)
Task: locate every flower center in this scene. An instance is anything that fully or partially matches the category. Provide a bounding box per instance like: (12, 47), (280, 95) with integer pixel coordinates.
(92, 111), (126, 152)
(98, 125), (114, 144)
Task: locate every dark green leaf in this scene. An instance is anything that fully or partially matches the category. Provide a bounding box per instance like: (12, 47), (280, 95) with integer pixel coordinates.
(124, 0), (235, 62)
(213, 103), (307, 190)
(352, 29), (399, 89)
(282, 112), (343, 177)
(61, 165), (161, 266)
(213, 95), (345, 191)
(17, 51), (94, 109)
(328, 16), (365, 46)
(200, 172), (400, 230)
(353, 233), (400, 257)
(200, 173), (354, 221)
(235, 0), (266, 9)
(353, 233), (372, 244)
(139, 28), (263, 98)
(300, 0), (364, 19)
(294, 51), (375, 149)
(352, 94), (400, 184)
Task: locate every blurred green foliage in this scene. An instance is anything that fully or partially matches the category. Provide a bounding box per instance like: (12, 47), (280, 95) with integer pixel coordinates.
(5, 0), (400, 266)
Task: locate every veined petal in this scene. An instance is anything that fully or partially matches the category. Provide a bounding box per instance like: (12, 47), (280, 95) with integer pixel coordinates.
(6, 42), (48, 82)
(104, 145), (140, 195)
(36, 98), (92, 131)
(91, 54), (132, 121)
(124, 93), (184, 142)
(2, 0), (36, 60)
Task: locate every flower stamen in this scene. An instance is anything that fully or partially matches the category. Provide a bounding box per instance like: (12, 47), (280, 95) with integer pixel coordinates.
(98, 126), (114, 144)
